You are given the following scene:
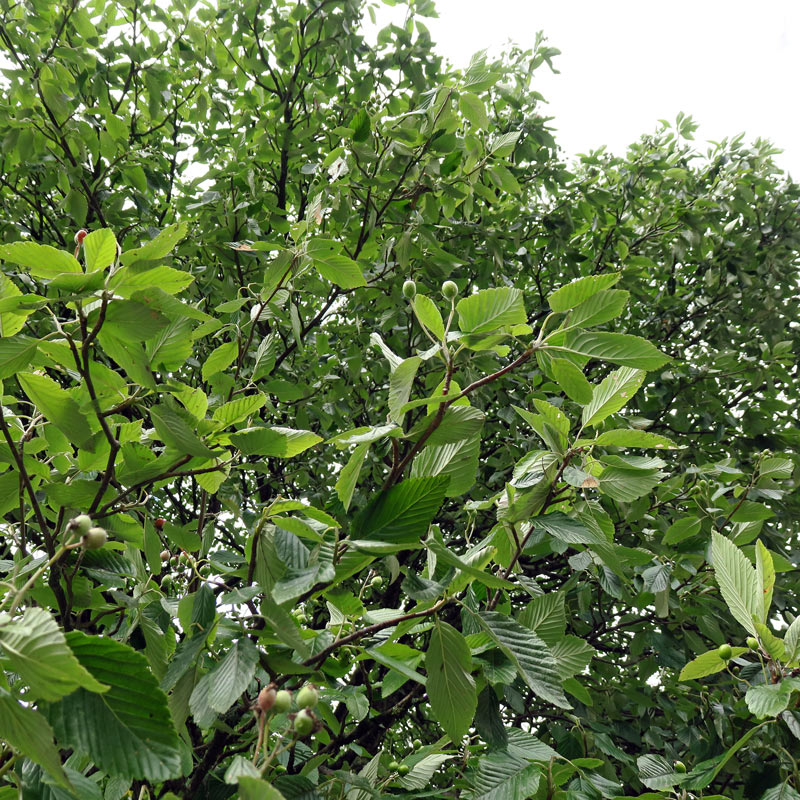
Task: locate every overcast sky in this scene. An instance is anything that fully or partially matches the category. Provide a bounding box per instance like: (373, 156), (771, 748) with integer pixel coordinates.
(376, 0), (800, 177)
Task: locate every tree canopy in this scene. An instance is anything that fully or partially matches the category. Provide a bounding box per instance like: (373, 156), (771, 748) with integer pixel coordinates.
(0, 1), (799, 798)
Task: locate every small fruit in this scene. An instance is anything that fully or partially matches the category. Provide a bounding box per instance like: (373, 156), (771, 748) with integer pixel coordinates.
(273, 689), (292, 713)
(718, 643), (733, 661)
(74, 229), (88, 245)
(293, 708), (314, 737)
(402, 280), (416, 299)
(370, 575), (383, 588)
(71, 514), (93, 535)
(413, 738), (422, 751)
(397, 764), (410, 776)
(674, 760), (686, 773)
(441, 280), (458, 300)
(296, 684), (319, 709)
(256, 686), (277, 713)
(199, 564), (211, 578)
(154, 518), (165, 530)
(388, 760), (400, 771)
(170, 555), (179, 568)
(179, 553), (189, 565)
(160, 550), (170, 562)
(82, 527), (107, 550)
(161, 576), (173, 592)
(746, 636), (760, 652)
(274, 764), (287, 773)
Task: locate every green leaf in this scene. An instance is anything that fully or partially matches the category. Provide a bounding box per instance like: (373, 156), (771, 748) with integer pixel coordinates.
(17, 371), (93, 450)
(711, 531), (762, 636)
(150, 405), (220, 459)
(98, 299), (169, 342)
(756, 539), (775, 620)
(191, 638), (258, 717)
(550, 357), (593, 404)
(397, 753), (454, 790)
(593, 429), (680, 449)
(350, 107), (371, 141)
(637, 754), (683, 790)
(459, 91), (489, 130)
(352, 476), (449, 544)
(426, 539), (514, 590)
(411, 435), (481, 496)
(48, 632), (183, 781)
(745, 683), (798, 718)
(336, 443), (369, 512)
(0, 273), (30, 337)
(470, 750), (541, 800)
(0, 241), (81, 278)
(581, 367), (645, 427)
(120, 222), (188, 266)
(0, 688), (71, 789)
(0, 607), (107, 701)
(663, 517), (702, 545)
(212, 393), (266, 427)
(83, 228), (117, 271)
(598, 465), (662, 502)
(552, 329), (671, 370)
(230, 426), (322, 457)
(237, 776), (287, 799)
(784, 617), (800, 665)
(534, 512), (608, 545)
(413, 294), (445, 340)
(567, 289), (629, 328)
(518, 593), (566, 645)
(389, 356), (422, 423)
(474, 611), (570, 708)
(313, 253), (366, 288)
(425, 620), (476, 743)
(202, 341), (238, 381)
(679, 647), (748, 680)
(0, 336), (37, 378)
(456, 287), (527, 334)
(548, 274), (621, 312)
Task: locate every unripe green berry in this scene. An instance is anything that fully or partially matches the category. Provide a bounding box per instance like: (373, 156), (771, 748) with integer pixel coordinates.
(273, 689), (292, 714)
(296, 684), (319, 709)
(370, 575), (383, 588)
(397, 764), (410, 776)
(199, 564), (211, 578)
(413, 738), (422, 751)
(746, 636), (760, 652)
(71, 514), (93, 535)
(674, 760), (686, 773)
(402, 280), (416, 299)
(293, 708), (314, 737)
(82, 527), (107, 550)
(441, 280), (458, 300)
(388, 760), (400, 771)
(161, 576), (173, 592)
(718, 643), (732, 661)
(274, 764), (287, 773)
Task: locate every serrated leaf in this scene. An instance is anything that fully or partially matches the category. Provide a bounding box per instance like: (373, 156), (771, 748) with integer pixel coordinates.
(313, 254), (366, 288)
(637, 754), (682, 790)
(784, 617), (800, 664)
(553, 329), (671, 370)
(212, 393), (266, 426)
(426, 620), (476, 743)
(336, 443), (369, 511)
(756, 540), (775, 619)
(593, 429), (679, 449)
(48, 632), (183, 781)
(0, 336), (37, 378)
(352, 476), (448, 544)
(0, 241), (81, 278)
(550, 358), (593, 404)
(474, 611), (570, 708)
(411, 435), (481, 496)
(745, 682), (798, 718)
(17, 371), (93, 450)
(456, 287), (527, 335)
(120, 222), (188, 266)
(150, 404), (220, 459)
(83, 228), (117, 271)
(582, 367), (645, 427)
(230, 426), (322, 457)
(0, 607), (107, 701)
(191, 638), (258, 716)
(568, 289), (629, 328)
(389, 356), (421, 423)
(548, 274), (621, 312)
(413, 294), (445, 340)
(711, 531), (762, 636)
(679, 647), (748, 680)
(0, 689), (71, 790)
(202, 340), (238, 381)
(469, 750), (541, 800)
(518, 593), (566, 645)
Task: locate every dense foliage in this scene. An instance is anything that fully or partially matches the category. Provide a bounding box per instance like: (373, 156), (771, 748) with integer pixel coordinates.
(1, 1), (799, 798)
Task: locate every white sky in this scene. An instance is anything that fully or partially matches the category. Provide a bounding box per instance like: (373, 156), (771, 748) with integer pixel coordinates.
(377, 0), (800, 177)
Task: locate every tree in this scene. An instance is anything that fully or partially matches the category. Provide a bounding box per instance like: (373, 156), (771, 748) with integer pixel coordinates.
(0, 0), (798, 798)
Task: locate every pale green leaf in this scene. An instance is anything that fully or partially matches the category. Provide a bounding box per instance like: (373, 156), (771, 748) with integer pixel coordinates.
(550, 357), (593, 404)
(712, 531), (762, 636)
(389, 356), (422, 423)
(0, 241), (81, 278)
(582, 367), (645, 427)
(456, 287), (527, 334)
(83, 228), (117, 271)
(548, 274), (621, 312)
(679, 647), (748, 680)
(413, 294), (445, 340)
(336, 443), (369, 511)
(230, 426), (322, 457)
